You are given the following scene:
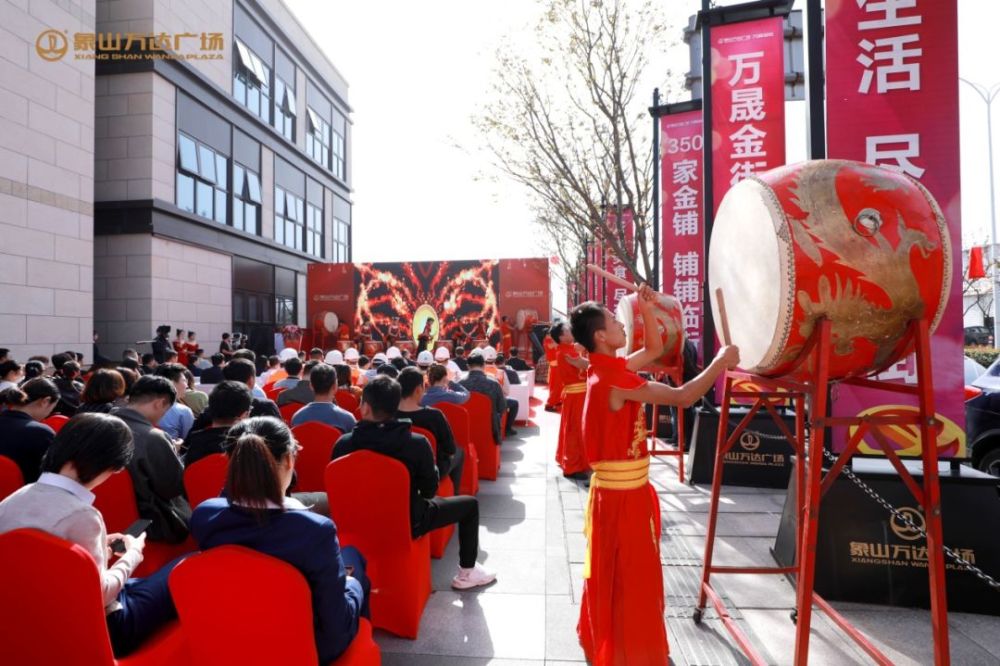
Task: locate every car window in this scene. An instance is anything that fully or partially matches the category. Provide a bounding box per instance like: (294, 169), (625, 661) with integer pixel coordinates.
(972, 356), (1000, 389)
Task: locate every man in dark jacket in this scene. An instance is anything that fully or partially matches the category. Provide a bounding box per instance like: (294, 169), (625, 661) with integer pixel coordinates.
(332, 376), (495, 590)
(113, 375), (191, 543)
(459, 351), (506, 443)
(395, 367), (463, 491)
(151, 325), (171, 364)
(507, 347), (530, 371)
(191, 358), (280, 431)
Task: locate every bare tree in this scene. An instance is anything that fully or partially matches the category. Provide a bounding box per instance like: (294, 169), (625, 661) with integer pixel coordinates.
(474, 0), (678, 284)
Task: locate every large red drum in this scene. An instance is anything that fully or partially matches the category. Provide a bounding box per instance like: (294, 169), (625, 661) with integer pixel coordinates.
(614, 293), (684, 371)
(708, 160), (951, 380)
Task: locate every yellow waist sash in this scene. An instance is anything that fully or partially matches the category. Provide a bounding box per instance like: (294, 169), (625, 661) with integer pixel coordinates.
(562, 382), (586, 396)
(583, 457), (650, 578)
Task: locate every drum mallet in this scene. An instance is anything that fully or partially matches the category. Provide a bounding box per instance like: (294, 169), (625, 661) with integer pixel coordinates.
(586, 263), (639, 293)
(715, 287), (733, 346)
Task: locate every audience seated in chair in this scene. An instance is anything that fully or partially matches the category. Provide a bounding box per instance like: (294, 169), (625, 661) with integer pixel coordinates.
(51, 355), (84, 416)
(460, 351), (507, 443)
(112, 376), (191, 544)
(0, 413), (184, 657)
(332, 375), (496, 590)
(291, 364), (357, 432)
(155, 363), (195, 440)
(0, 378), (59, 483)
(183, 381), (252, 468)
(198, 353), (225, 384)
(277, 359), (319, 406)
(191, 358), (281, 431)
(396, 367), (463, 495)
(77, 369), (126, 415)
(421, 363), (470, 407)
(274, 357), (304, 391)
(190, 416), (370, 663)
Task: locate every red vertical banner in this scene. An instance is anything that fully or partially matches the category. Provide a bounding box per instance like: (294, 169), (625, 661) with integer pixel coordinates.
(661, 110), (705, 357)
(586, 243), (595, 301)
(604, 207), (634, 312)
(710, 16), (786, 213)
(826, 0), (964, 457)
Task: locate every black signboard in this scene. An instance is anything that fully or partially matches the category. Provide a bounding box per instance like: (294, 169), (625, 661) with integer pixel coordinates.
(773, 459), (1000, 615)
(687, 405), (798, 488)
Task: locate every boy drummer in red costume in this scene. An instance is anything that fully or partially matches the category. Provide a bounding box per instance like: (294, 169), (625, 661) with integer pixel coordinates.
(571, 285), (739, 665)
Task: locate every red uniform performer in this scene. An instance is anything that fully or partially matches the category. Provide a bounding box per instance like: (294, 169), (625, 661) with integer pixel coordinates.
(577, 352), (666, 664)
(544, 334), (561, 411)
(555, 336), (588, 477)
(500, 316), (514, 356)
(571, 288), (739, 665)
(336, 322), (351, 341)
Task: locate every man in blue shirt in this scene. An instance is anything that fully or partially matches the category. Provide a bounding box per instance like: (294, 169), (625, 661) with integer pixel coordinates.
(291, 364), (357, 433)
(155, 363), (194, 440)
(421, 364), (470, 407)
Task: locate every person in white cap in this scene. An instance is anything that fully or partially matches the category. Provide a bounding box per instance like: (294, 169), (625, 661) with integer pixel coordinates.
(324, 349), (344, 366)
(481, 346), (509, 396)
(344, 347), (360, 385)
(434, 347), (461, 381)
(416, 350), (435, 368)
(385, 346), (402, 361)
(361, 352), (388, 385)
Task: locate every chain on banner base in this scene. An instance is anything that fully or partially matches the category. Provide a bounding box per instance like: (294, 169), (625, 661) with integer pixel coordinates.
(693, 319), (951, 666)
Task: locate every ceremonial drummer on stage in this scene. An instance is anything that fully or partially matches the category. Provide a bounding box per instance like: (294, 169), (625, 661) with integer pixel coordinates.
(570, 284), (739, 665)
(550, 322), (589, 480)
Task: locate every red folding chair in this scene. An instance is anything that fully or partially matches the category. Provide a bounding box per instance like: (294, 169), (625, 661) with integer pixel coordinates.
(183, 454), (228, 509)
(291, 422), (342, 493)
(279, 401), (306, 424)
(0, 455), (24, 501)
(411, 426), (454, 559)
(0, 529), (187, 665)
(326, 452), (431, 639)
(170, 545), (380, 665)
(465, 392), (501, 481)
(92, 470), (195, 578)
(263, 385), (285, 402)
(41, 414), (69, 433)
(433, 402), (478, 495)
(335, 390), (360, 413)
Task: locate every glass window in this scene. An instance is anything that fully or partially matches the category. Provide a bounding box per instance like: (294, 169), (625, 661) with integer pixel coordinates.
(232, 39), (271, 123)
(197, 145), (216, 183)
(215, 154), (227, 188)
(214, 188), (227, 224)
(245, 201), (258, 234)
(247, 172), (261, 203)
(178, 134), (198, 173)
(331, 110), (346, 181)
(233, 164), (245, 198)
(177, 173), (194, 212)
(196, 181), (213, 218)
(230, 160), (261, 236)
(233, 198), (244, 231)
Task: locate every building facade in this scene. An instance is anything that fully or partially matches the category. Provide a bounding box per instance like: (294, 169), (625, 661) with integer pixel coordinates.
(0, 0), (97, 362)
(0, 0), (352, 363)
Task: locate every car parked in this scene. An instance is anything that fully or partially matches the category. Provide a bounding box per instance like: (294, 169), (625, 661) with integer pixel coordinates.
(966, 355), (1000, 476)
(964, 325), (994, 347)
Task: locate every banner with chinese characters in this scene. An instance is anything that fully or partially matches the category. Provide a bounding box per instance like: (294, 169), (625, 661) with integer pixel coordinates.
(826, 0), (964, 458)
(604, 207), (634, 312)
(661, 110), (705, 359)
(710, 16), (786, 213)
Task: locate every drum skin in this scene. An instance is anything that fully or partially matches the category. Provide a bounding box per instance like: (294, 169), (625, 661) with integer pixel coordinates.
(708, 160), (951, 380)
(515, 308), (539, 330)
(614, 293), (685, 371)
(312, 311), (339, 334)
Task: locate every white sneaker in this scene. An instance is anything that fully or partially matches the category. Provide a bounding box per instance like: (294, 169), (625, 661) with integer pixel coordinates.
(451, 563), (497, 590)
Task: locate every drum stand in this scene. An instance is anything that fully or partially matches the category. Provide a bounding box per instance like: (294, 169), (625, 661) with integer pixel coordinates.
(648, 366), (686, 482)
(694, 319), (950, 665)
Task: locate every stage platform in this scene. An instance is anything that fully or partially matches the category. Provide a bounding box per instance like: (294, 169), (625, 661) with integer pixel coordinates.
(372, 387), (1000, 664)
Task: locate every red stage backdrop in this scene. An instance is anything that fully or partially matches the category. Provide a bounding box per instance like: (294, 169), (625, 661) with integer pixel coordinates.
(661, 110), (705, 359)
(826, 0), (964, 457)
(307, 259), (550, 352)
(604, 207), (634, 312)
(710, 16), (786, 213)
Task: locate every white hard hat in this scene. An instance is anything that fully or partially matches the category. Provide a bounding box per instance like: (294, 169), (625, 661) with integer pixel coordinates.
(434, 347), (450, 361)
(344, 348), (360, 362)
(417, 350), (434, 366)
(325, 350), (344, 365)
(482, 345), (497, 362)
(372, 352), (388, 364)
(386, 346), (401, 360)
(278, 347), (298, 362)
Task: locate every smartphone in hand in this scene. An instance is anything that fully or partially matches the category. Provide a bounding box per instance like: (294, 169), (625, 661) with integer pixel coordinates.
(110, 519), (152, 554)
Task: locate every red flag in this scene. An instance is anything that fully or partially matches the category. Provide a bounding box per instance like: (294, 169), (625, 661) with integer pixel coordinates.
(968, 246), (986, 279)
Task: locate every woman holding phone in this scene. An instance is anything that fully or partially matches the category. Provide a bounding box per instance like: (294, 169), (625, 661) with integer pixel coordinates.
(0, 413), (183, 656)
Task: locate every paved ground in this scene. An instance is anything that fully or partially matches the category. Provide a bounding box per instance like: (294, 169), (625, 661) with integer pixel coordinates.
(373, 392), (1000, 665)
